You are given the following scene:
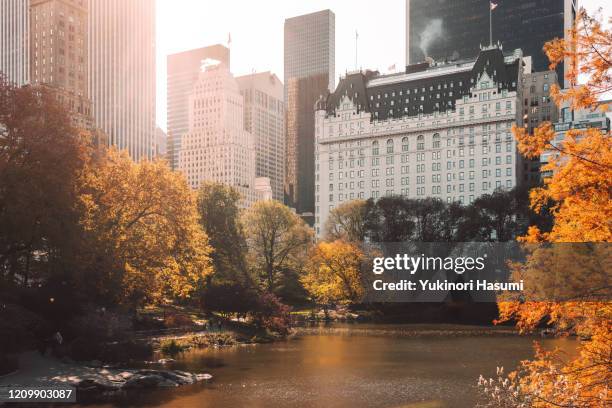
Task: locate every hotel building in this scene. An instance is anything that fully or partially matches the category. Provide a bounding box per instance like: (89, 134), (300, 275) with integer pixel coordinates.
(314, 47), (527, 236)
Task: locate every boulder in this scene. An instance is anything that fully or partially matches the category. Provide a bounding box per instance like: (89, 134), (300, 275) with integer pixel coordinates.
(123, 374), (168, 389)
(76, 377), (123, 391)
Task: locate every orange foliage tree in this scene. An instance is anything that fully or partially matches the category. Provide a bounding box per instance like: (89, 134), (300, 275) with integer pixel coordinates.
(78, 148), (213, 305)
(493, 8), (612, 407)
(302, 240), (366, 306)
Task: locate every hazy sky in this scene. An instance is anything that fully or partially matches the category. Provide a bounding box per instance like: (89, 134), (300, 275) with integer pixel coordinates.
(155, 0), (609, 131)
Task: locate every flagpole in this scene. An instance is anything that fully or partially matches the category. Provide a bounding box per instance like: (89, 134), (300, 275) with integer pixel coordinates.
(355, 30), (358, 70)
(489, 4), (492, 46)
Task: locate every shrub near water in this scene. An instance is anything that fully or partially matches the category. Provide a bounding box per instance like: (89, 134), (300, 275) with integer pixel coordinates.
(163, 313), (194, 328)
(160, 339), (187, 356)
(159, 333), (237, 356)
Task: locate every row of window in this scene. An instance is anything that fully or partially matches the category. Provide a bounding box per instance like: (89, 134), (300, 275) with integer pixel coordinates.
(322, 179), (515, 204)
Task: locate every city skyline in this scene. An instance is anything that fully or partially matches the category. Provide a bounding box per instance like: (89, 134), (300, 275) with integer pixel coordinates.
(155, 0), (607, 133)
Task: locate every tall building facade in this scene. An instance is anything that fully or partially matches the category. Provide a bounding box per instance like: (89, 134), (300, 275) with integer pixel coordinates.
(284, 9), (335, 218)
(167, 44), (230, 170)
(314, 47), (526, 236)
(0, 0), (30, 86)
(155, 126), (167, 158)
(29, 0), (92, 129)
(178, 61), (271, 207)
(286, 73), (329, 216)
(89, 0), (156, 161)
(541, 102), (610, 179)
(236, 72), (285, 201)
(405, 0), (576, 84)
(520, 70), (559, 186)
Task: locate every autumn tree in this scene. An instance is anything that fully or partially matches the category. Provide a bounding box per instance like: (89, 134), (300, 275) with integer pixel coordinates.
(0, 77), (87, 289)
(196, 182), (251, 287)
(302, 240), (366, 306)
(324, 199), (368, 242)
(78, 148), (213, 305)
(495, 9), (612, 407)
(242, 200), (313, 293)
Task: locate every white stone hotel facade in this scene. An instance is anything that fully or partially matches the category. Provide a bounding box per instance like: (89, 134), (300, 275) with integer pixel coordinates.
(314, 47), (527, 236)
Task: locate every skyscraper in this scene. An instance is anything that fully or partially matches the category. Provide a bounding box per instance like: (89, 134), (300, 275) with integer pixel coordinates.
(0, 0), (29, 86)
(89, 0), (156, 161)
(521, 70), (559, 186)
(167, 44), (230, 170)
(284, 9), (335, 219)
(236, 72), (285, 201)
(29, 0), (92, 129)
(178, 60), (272, 207)
(405, 0), (576, 84)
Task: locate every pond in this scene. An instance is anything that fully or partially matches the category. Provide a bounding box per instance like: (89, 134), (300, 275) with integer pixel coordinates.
(83, 324), (576, 408)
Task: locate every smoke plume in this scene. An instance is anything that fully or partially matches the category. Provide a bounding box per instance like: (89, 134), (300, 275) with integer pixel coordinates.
(419, 19), (444, 58)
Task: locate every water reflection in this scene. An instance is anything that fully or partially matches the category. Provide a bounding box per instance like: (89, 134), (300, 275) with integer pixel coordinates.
(80, 324), (576, 408)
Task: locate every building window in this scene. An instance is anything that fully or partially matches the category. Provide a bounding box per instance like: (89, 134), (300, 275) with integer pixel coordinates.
(402, 136), (409, 151)
(432, 133), (440, 148)
(417, 135), (424, 150)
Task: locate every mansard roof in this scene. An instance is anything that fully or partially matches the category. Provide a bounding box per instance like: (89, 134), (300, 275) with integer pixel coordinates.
(325, 47), (521, 121)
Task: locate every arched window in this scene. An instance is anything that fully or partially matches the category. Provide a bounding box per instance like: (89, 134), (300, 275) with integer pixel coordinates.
(386, 139), (394, 154)
(402, 136), (409, 152)
(432, 133), (441, 148)
(372, 140), (379, 156)
(417, 135), (425, 151)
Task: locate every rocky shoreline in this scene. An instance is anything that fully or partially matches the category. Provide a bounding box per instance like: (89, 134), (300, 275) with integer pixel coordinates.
(74, 368), (212, 392)
(0, 352), (212, 395)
